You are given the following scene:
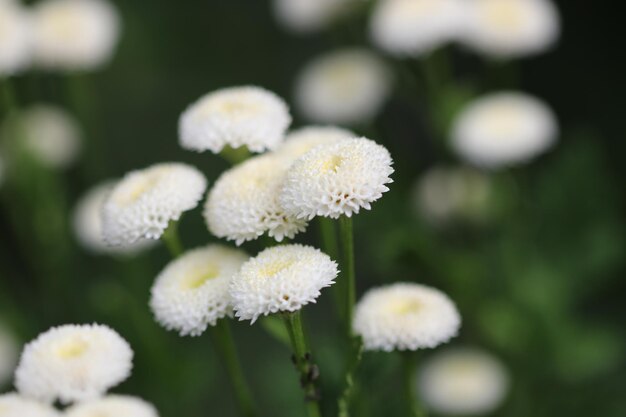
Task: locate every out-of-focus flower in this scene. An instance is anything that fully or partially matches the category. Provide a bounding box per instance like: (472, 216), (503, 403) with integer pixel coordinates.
(353, 283), (460, 351)
(150, 245), (249, 337)
(64, 395), (159, 417)
(15, 324), (133, 404)
(102, 163), (207, 246)
(276, 126), (354, 159)
(0, 0), (32, 76)
(451, 92), (558, 168)
(32, 0), (120, 71)
(280, 137), (394, 220)
(369, 0), (464, 56)
(461, 0), (560, 58)
(179, 86), (291, 154)
(0, 323), (19, 386)
(419, 348), (510, 415)
(231, 244), (338, 323)
(272, 0), (353, 33)
(295, 49), (391, 125)
(0, 393), (60, 417)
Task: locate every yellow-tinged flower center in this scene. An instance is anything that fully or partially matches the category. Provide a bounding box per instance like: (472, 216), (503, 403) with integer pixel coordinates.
(483, 0), (525, 30)
(56, 337), (89, 359)
(113, 172), (162, 206)
(484, 105), (521, 137)
(389, 298), (422, 315)
(319, 154), (344, 174)
(259, 259), (295, 278)
(182, 264), (220, 289)
(45, 9), (83, 40)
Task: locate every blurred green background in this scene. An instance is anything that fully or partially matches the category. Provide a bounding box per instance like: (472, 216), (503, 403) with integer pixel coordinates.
(1, 1), (625, 416)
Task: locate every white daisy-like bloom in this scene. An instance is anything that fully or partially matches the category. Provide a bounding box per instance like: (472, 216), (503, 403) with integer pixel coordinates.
(280, 137), (394, 220)
(204, 153), (307, 245)
(276, 126), (355, 159)
(32, 0), (120, 71)
(0, 393), (60, 417)
(353, 283), (461, 351)
(419, 348), (510, 415)
(102, 163), (207, 246)
(14, 324), (133, 404)
(64, 395), (158, 417)
(0, 323), (19, 386)
(369, 0), (465, 56)
(231, 244), (338, 323)
(295, 49), (391, 125)
(150, 245), (249, 337)
(179, 86), (291, 154)
(461, 0), (560, 58)
(19, 105), (81, 169)
(72, 181), (156, 255)
(0, 0), (32, 76)
(451, 92), (558, 168)
(272, 0), (353, 33)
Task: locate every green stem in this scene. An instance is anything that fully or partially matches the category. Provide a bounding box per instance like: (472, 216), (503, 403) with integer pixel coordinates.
(1, 78), (17, 116)
(283, 312), (323, 417)
(403, 352), (426, 417)
(339, 216), (355, 331)
(338, 336), (364, 417)
(220, 145), (251, 165)
(161, 221), (183, 257)
(211, 320), (257, 417)
(318, 217), (344, 320)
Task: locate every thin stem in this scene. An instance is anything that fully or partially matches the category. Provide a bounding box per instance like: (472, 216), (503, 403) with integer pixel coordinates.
(403, 352), (426, 417)
(161, 221), (183, 257)
(318, 217), (344, 320)
(1, 77), (17, 115)
(283, 311), (323, 417)
(339, 216), (355, 331)
(220, 145), (251, 165)
(211, 320), (257, 417)
(338, 336), (363, 417)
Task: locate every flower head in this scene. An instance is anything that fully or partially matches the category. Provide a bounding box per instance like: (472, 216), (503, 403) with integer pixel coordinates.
(272, 0), (353, 33)
(0, 0), (32, 76)
(15, 324), (133, 404)
(231, 244), (338, 323)
(419, 348), (510, 415)
(276, 126), (355, 159)
(64, 395), (159, 417)
(280, 137), (394, 220)
(295, 49), (391, 125)
(102, 163), (207, 246)
(451, 92), (558, 168)
(150, 245), (249, 336)
(0, 394), (60, 417)
(179, 86), (291, 154)
(353, 283), (460, 351)
(0, 323), (19, 386)
(32, 0), (121, 71)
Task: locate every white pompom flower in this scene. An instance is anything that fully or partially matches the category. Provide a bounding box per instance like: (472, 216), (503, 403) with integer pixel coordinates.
(369, 0), (464, 56)
(150, 245), (249, 337)
(0, 323), (20, 386)
(419, 348), (510, 415)
(276, 126), (355, 159)
(64, 395), (159, 417)
(0, 0), (32, 76)
(15, 324), (133, 404)
(102, 163), (207, 246)
(280, 137), (394, 220)
(179, 86), (291, 154)
(295, 49), (391, 125)
(353, 283), (461, 352)
(204, 153), (307, 245)
(231, 244), (338, 323)
(32, 0), (121, 71)
(0, 393), (60, 417)
(451, 92), (558, 168)
(272, 0), (353, 33)
(461, 0), (560, 58)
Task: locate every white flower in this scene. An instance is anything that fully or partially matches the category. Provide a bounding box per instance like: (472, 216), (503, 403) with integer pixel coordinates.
(272, 0), (353, 33)
(0, 323), (19, 386)
(179, 86), (291, 154)
(64, 395), (158, 417)
(295, 49), (391, 125)
(0, 393), (60, 417)
(369, 0), (464, 56)
(280, 137), (394, 220)
(451, 92), (558, 168)
(461, 0), (560, 58)
(15, 324), (133, 404)
(231, 244), (338, 323)
(32, 0), (121, 71)
(353, 283), (461, 351)
(102, 163), (207, 246)
(419, 348), (510, 415)
(150, 245), (249, 337)
(72, 181), (156, 255)
(276, 126), (355, 159)
(204, 153), (307, 245)
(0, 0), (32, 76)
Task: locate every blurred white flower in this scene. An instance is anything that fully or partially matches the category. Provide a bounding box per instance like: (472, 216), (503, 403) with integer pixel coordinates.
(272, 0), (353, 33)
(102, 163), (207, 246)
(419, 348), (510, 415)
(179, 86), (291, 154)
(0, 393), (60, 417)
(15, 324), (133, 404)
(276, 126), (355, 160)
(64, 395), (159, 417)
(231, 244), (338, 323)
(150, 245), (249, 337)
(353, 283), (460, 351)
(461, 0), (560, 58)
(295, 49), (391, 125)
(0, 0), (32, 76)
(0, 323), (19, 386)
(369, 0), (464, 56)
(280, 137), (394, 220)
(451, 92), (558, 168)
